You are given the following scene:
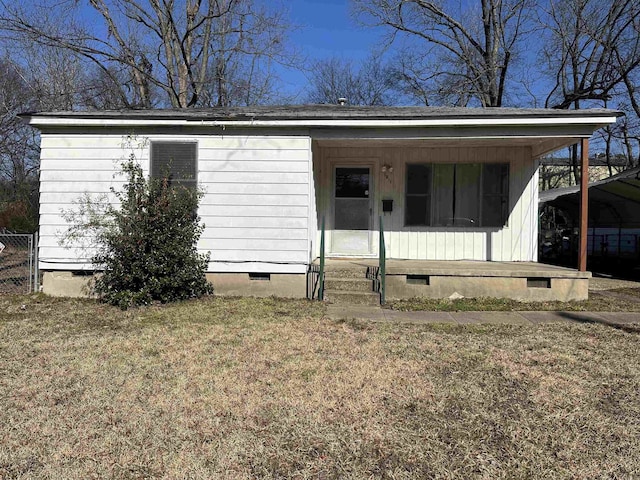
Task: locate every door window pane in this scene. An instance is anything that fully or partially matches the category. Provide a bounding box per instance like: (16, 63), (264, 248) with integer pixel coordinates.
(335, 168), (369, 198)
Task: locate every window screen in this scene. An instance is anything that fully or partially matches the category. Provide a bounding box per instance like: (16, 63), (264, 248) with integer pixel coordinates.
(150, 142), (197, 188)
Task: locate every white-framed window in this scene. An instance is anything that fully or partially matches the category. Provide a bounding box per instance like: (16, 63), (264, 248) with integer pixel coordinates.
(405, 163), (509, 228)
(150, 141), (198, 189)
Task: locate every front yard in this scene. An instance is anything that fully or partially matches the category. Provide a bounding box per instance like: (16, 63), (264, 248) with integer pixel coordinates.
(1, 295), (639, 479)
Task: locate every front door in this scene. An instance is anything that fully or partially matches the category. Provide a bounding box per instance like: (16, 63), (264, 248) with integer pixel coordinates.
(331, 166), (372, 255)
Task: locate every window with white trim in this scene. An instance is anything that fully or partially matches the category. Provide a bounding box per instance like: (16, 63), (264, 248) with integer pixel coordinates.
(405, 163), (509, 227)
(150, 141), (197, 188)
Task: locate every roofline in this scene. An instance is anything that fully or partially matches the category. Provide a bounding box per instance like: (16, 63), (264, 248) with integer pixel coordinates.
(20, 115), (620, 129)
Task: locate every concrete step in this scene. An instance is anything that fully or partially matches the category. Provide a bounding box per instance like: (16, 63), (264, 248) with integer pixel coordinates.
(325, 290), (380, 306)
(324, 277), (374, 292)
(323, 268), (370, 279)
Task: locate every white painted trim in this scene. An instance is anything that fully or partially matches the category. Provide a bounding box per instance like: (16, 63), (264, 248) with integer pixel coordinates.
(25, 115), (619, 128)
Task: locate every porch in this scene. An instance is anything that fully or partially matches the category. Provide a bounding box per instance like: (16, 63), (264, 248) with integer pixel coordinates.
(314, 258), (590, 302)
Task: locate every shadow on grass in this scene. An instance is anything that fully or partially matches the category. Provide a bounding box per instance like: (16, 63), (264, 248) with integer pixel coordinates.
(556, 311), (640, 334)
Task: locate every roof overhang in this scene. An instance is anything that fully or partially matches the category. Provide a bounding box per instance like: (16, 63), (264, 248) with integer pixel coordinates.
(19, 105), (621, 158)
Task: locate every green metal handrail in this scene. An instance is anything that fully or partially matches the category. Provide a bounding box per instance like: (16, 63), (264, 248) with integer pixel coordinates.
(379, 216), (386, 305)
(319, 216), (325, 300)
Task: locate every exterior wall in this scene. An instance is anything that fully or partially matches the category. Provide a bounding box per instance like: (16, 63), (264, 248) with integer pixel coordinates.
(314, 144), (539, 261)
(38, 131), (313, 274)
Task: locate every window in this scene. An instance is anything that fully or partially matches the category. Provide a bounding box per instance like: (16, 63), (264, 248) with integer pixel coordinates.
(150, 141), (197, 188)
(405, 164), (432, 226)
(405, 163), (509, 227)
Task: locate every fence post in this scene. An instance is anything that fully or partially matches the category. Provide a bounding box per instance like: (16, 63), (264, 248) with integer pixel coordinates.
(34, 232), (39, 292)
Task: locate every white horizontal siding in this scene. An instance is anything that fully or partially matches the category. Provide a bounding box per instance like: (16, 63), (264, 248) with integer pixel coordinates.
(200, 217), (308, 229)
(198, 205), (308, 217)
(199, 194), (308, 207)
(39, 132), (312, 272)
(200, 171), (308, 183)
(200, 183), (310, 195)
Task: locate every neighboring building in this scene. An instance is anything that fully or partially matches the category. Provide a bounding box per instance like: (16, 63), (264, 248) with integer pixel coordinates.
(540, 167), (640, 270)
(539, 153), (629, 191)
(21, 105), (619, 301)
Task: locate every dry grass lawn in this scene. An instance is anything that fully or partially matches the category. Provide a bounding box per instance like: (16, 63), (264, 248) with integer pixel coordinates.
(387, 288), (640, 312)
(1, 294), (639, 479)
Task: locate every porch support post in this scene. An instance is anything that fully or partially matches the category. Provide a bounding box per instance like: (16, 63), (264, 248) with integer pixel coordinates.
(578, 138), (589, 272)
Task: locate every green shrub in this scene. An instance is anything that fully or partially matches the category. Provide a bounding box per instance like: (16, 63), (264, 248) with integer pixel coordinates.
(66, 156), (212, 308)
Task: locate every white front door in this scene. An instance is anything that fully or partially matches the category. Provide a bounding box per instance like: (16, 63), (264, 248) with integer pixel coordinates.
(331, 166), (372, 255)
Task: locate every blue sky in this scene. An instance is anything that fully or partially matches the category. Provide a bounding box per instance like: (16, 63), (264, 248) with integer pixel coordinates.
(280, 0), (382, 100)
(288, 0), (376, 60)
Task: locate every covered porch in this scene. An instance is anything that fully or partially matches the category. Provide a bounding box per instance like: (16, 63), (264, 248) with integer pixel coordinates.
(306, 108), (620, 303)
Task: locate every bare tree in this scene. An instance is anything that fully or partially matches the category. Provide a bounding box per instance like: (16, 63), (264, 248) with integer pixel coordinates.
(306, 56), (395, 106)
(197, 0), (297, 107)
(542, 0), (640, 110)
(0, 58), (40, 227)
(540, 0), (640, 180)
(0, 0), (296, 108)
(353, 0), (534, 107)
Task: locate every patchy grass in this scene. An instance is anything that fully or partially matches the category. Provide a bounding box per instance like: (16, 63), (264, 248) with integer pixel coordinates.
(387, 288), (640, 312)
(1, 294), (639, 478)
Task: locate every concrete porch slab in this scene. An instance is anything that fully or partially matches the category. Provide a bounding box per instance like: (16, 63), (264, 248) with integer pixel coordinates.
(315, 259), (591, 302)
(382, 260), (591, 278)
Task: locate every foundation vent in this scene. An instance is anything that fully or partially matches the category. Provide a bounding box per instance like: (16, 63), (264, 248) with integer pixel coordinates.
(406, 274), (430, 285)
(249, 273), (271, 281)
(527, 278), (551, 288)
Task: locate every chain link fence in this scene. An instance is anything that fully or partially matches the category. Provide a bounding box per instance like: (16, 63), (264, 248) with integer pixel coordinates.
(0, 233), (38, 294)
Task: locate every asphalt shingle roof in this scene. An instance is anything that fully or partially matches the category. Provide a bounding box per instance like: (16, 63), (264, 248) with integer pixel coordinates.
(22, 104), (622, 121)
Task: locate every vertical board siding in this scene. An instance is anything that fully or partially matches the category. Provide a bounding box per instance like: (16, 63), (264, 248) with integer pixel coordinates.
(39, 132), (312, 273)
(317, 144), (538, 262)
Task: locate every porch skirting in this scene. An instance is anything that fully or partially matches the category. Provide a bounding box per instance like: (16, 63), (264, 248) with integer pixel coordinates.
(383, 261), (590, 302)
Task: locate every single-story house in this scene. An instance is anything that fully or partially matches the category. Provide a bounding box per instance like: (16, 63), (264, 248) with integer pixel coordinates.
(21, 105), (620, 302)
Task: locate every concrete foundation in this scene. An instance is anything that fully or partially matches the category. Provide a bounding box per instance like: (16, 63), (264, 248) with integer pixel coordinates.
(206, 273), (306, 298)
(386, 275), (588, 302)
(383, 261), (590, 301)
(41, 271), (307, 299)
(42, 271), (97, 298)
